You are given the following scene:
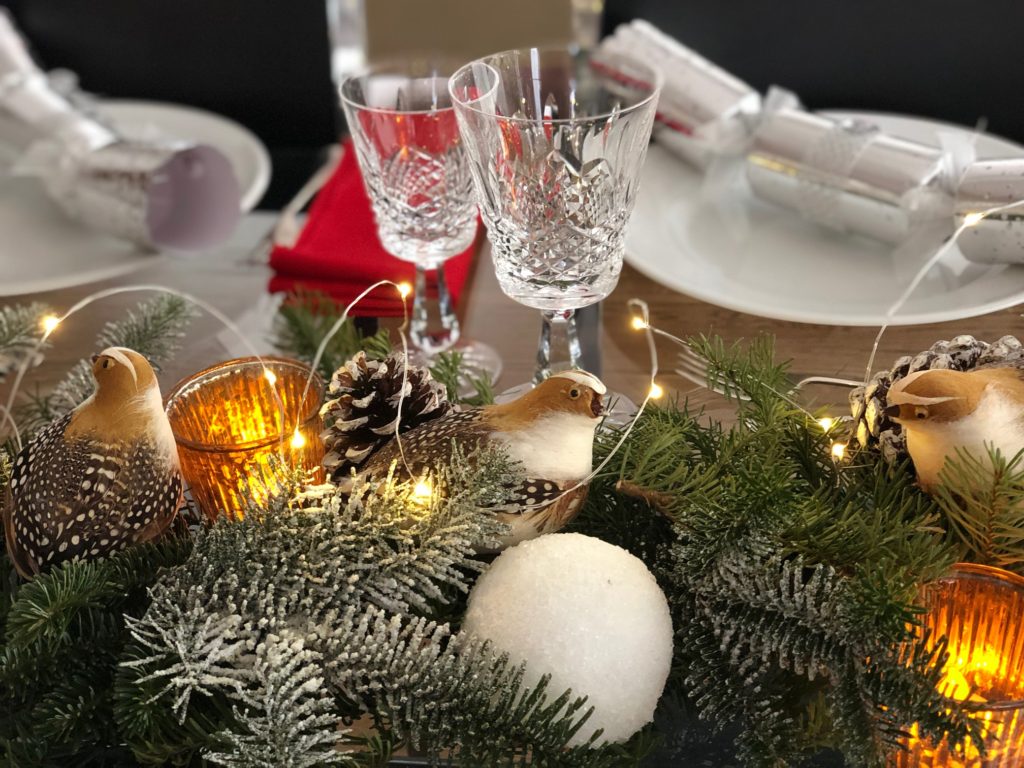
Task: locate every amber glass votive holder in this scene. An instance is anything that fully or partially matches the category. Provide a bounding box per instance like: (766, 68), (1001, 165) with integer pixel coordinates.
(894, 563), (1024, 768)
(165, 356), (325, 521)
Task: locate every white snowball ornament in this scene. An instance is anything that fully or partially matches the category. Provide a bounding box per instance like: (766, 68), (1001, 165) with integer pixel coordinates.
(462, 533), (673, 745)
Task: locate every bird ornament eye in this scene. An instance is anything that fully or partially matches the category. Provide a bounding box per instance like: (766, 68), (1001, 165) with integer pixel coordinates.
(914, 406), (928, 420)
(568, 387), (581, 399)
(101, 358), (112, 369)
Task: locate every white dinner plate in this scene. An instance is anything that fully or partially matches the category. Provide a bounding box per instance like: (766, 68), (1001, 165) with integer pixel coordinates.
(0, 100), (271, 297)
(625, 112), (1024, 326)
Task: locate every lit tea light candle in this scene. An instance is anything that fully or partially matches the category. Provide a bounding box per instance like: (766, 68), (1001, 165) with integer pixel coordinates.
(164, 357), (325, 521)
(895, 563), (1024, 767)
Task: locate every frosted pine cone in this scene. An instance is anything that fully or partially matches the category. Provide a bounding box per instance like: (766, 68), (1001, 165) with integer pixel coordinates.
(849, 335), (1024, 462)
(320, 352), (453, 481)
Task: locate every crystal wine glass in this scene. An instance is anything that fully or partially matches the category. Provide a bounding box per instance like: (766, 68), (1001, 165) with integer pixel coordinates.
(449, 47), (660, 383)
(340, 59), (501, 380)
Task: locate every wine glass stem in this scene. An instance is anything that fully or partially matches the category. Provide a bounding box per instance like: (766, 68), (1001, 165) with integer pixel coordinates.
(410, 262), (461, 356)
(535, 309), (581, 383)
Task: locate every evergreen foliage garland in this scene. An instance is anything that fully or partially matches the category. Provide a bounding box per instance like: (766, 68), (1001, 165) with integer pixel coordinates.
(2, 299), (1019, 766)
(0, 302), (50, 382)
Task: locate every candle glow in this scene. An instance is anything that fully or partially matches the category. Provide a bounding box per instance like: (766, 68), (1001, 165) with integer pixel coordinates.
(896, 564), (1024, 767)
(165, 357), (325, 520)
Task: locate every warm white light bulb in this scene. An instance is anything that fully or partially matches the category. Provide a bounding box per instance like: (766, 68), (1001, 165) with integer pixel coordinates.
(412, 480), (433, 503)
(41, 314), (60, 334)
(631, 316), (648, 331)
(831, 442), (847, 461)
(649, 382), (664, 399)
(290, 429), (306, 449)
(817, 417), (835, 432)
(398, 282), (413, 299)
(963, 212), (985, 227)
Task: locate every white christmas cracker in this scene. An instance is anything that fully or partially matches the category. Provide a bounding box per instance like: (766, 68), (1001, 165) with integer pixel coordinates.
(596, 19), (760, 168)
(0, 10), (241, 251)
(599, 19), (1024, 265)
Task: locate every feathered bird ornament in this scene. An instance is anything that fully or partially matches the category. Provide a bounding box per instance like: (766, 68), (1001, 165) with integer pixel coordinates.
(361, 369), (606, 548)
(3, 347), (183, 577)
(886, 366), (1024, 490)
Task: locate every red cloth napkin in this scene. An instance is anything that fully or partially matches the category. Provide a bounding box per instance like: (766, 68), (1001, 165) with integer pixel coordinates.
(268, 141), (477, 317)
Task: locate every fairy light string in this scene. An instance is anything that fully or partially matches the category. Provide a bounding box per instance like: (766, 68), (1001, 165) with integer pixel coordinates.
(0, 281), (416, 520)
(864, 196), (1024, 386)
(1, 285), (293, 456)
(8, 189), (1024, 510)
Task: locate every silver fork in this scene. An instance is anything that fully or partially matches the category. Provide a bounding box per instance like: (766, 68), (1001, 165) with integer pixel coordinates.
(675, 346), (862, 402)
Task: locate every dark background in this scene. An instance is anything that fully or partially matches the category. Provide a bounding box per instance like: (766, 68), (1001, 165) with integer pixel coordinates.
(3, 0), (1021, 208)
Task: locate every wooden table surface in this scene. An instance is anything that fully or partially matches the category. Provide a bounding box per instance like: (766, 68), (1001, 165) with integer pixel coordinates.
(3, 211), (1023, 426)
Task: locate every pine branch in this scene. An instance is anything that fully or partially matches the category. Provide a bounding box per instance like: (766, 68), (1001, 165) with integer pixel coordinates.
(272, 291), (391, 381)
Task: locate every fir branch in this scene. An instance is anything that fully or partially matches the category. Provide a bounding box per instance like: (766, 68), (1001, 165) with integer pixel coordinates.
(206, 634), (350, 768)
(95, 294), (196, 360)
(931, 445), (1024, 571)
(116, 451), (520, 762)
(0, 539), (192, 765)
(321, 605), (615, 766)
(272, 291), (391, 381)
(17, 295), (197, 434)
(586, 336), (969, 765)
(0, 302), (50, 382)
(0, 447), (11, 499)
(429, 350), (496, 406)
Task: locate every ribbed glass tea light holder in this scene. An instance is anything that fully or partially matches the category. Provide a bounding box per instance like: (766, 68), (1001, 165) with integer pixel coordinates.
(895, 563), (1024, 768)
(165, 357), (324, 520)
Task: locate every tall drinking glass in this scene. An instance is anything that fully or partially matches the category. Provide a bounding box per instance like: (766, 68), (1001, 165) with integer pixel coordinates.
(450, 48), (660, 382)
(340, 59), (501, 380)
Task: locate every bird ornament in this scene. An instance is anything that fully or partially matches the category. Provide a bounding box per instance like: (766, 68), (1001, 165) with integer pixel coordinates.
(3, 347), (183, 577)
(362, 369), (606, 548)
(886, 365), (1024, 491)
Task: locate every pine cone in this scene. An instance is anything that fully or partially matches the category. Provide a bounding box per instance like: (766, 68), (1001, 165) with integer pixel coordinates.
(849, 335), (1024, 462)
(321, 352), (453, 481)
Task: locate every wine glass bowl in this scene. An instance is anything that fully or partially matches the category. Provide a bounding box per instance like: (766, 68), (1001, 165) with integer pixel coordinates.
(340, 59), (501, 380)
(450, 47), (661, 380)
(342, 68), (477, 266)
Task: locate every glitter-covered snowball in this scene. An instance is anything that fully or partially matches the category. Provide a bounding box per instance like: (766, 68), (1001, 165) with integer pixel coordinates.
(462, 533), (673, 746)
